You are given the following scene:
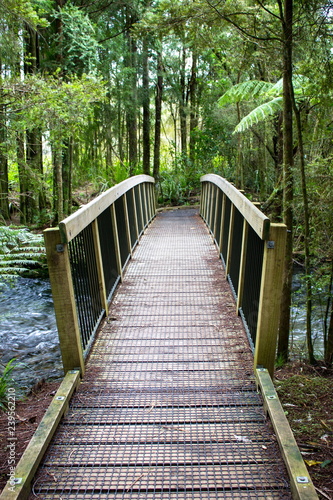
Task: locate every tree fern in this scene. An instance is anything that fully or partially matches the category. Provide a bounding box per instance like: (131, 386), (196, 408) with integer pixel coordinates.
(234, 97), (283, 133)
(0, 226), (47, 280)
(219, 75), (310, 134)
(218, 80), (274, 106)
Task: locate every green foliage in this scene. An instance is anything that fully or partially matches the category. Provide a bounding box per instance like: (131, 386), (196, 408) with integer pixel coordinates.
(219, 76), (311, 134)
(51, 4), (99, 76)
(0, 226), (47, 281)
(235, 97), (283, 133)
(0, 359), (19, 411)
(218, 80), (274, 106)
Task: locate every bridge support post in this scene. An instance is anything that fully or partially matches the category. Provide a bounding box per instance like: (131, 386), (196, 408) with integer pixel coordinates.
(254, 223), (287, 377)
(44, 228), (85, 375)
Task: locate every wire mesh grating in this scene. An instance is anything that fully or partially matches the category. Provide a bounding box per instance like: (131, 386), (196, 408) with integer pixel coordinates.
(31, 208), (291, 500)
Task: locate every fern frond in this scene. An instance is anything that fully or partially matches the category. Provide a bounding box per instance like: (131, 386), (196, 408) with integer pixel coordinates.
(218, 80), (274, 106)
(0, 266), (30, 274)
(234, 97), (283, 133)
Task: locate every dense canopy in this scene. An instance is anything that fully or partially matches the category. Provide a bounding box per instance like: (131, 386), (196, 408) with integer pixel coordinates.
(0, 0), (332, 363)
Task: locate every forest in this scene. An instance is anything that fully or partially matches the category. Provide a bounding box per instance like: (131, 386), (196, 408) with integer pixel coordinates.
(0, 0), (332, 365)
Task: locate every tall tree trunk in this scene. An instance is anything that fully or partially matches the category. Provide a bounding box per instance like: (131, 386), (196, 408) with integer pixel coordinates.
(153, 51), (163, 181)
(277, 0), (294, 362)
(326, 304), (333, 366)
(180, 46), (187, 159)
(125, 9), (138, 174)
(16, 133), (27, 224)
(292, 98), (316, 364)
(62, 138), (73, 216)
(0, 102), (9, 220)
(53, 143), (63, 224)
(24, 23), (43, 223)
(324, 261), (333, 366)
(142, 36), (150, 175)
(142, 37), (150, 175)
(189, 51), (198, 169)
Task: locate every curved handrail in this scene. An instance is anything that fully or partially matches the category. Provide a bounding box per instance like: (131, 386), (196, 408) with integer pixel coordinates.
(44, 175), (156, 375)
(200, 174), (286, 376)
(60, 175), (155, 243)
(201, 174), (269, 240)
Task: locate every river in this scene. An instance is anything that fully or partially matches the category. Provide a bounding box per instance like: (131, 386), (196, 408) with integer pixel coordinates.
(0, 277), (63, 394)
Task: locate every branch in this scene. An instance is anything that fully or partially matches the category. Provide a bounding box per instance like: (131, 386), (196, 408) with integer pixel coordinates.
(204, 0), (283, 43)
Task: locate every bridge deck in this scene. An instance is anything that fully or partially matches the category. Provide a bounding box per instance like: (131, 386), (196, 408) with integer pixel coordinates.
(31, 208), (291, 499)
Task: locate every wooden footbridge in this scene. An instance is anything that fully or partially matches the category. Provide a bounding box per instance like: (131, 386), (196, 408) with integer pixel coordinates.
(1, 175), (317, 499)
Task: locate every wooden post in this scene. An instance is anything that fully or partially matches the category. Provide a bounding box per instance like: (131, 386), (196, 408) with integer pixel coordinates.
(140, 183), (147, 227)
(207, 183), (214, 230)
(151, 182), (156, 217)
(110, 203), (123, 281)
(254, 223), (287, 377)
(123, 193), (132, 256)
(92, 220), (108, 314)
(236, 220), (249, 313)
(225, 204), (235, 276)
(212, 186), (219, 239)
(131, 188), (139, 244)
(137, 184), (144, 235)
(43, 228), (85, 375)
(218, 194), (226, 256)
(200, 182), (207, 221)
(148, 182), (154, 221)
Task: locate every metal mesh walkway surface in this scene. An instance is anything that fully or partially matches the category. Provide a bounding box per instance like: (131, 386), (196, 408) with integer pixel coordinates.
(31, 208), (291, 499)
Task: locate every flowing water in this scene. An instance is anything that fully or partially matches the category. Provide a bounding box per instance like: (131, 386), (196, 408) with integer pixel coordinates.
(290, 268), (325, 358)
(0, 277), (63, 394)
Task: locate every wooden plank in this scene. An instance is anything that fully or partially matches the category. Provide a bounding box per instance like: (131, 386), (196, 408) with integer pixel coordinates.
(236, 220), (249, 312)
(256, 368), (318, 500)
(92, 219), (108, 313)
(111, 203), (123, 280)
(59, 175), (154, 243)
(0, 371), (80, 500)
(123, 193), (133, 257)
(130, 188), (139, 246)
(43, 228), (85, 375)
(254, 223), (287, 376)
(201, 174), (270, 240)
(225, 204), (235, 276)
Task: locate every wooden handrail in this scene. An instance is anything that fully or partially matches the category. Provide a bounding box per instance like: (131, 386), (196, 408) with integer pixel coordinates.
(201, 174), (270, 240)
(59, 175), (154, 243)
(44, 175), (156, 375)
(200, 175), (286, 376)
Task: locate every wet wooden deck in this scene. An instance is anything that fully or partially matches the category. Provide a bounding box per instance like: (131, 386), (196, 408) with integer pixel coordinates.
(30, 208), (291, 499)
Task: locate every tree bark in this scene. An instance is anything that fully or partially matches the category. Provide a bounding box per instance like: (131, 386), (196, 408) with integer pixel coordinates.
(125, 8), (138, 174)
(180, 46), (187, 159)
(142, 36), (151, 175)
(153, 51), (163, 181)
(0, 102), (9, 220)
(189, 50), (198, 168)
(277, 0), (294, 362)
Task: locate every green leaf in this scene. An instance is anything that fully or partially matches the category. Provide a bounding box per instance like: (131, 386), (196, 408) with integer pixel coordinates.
(234, 97), (283, 133)
(218, 80), (274, 106)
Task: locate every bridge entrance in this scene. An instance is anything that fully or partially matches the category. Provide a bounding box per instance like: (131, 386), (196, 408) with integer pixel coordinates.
(31, 208), (291, 498)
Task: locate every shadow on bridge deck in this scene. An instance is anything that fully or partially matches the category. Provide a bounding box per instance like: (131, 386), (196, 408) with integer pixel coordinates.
(30, 208), (291, 499)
